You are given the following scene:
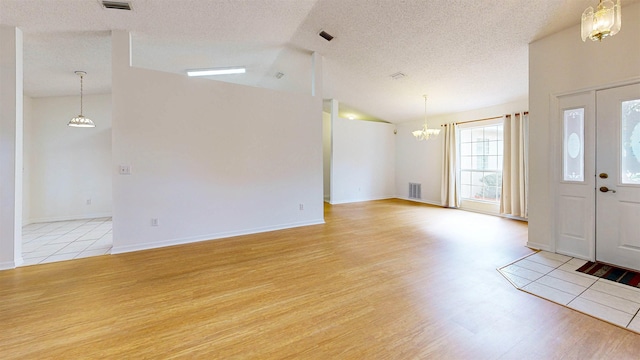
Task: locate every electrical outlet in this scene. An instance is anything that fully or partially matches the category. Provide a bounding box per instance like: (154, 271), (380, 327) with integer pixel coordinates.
(119, 165), (131, 175)
(86, 199), (91, 205)
(299, 204), (304, 210)
(151, 218), (159, 226)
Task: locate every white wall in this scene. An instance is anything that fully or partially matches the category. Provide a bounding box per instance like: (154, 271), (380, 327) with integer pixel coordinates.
(24, 94), (112, 223)
(111, 31), (324, 253)
(330, 118), (395, 204)
(528, 3), (640, 251)
(0, 26), (23, 269)
(395, 100), (528, 205)
(395, 121), (443, 205)
(322, 111), (331, 201)
(22, 95), (32, 224)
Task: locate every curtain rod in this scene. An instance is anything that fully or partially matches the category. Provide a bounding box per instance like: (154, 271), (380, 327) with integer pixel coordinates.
(440, 111), (528, 126)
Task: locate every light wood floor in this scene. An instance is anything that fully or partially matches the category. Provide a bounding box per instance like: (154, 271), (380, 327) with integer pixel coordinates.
(1, 199), (639, 359)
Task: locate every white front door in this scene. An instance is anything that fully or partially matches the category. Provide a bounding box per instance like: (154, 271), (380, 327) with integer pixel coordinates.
(596, 83), (640, 271)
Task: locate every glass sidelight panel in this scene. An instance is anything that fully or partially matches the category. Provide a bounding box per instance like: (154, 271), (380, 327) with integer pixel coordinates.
(621, 99), (640, 184)
(563, 108), (585, 182)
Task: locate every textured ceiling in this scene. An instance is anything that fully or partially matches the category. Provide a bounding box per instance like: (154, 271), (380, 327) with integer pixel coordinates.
(1, 0), (637, 123)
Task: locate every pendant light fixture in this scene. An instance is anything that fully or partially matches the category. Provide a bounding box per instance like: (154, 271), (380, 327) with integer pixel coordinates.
(412, 95), (440, 141)
(68, 71), (95, 128)
(581, 0), (621, 42)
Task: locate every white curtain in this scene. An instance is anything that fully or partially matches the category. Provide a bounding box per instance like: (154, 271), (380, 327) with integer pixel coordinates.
(501, 112), (528, 218)
(441, 123), (460, 208)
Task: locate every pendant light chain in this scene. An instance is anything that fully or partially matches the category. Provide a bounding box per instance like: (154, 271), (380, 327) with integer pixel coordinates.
(424, 95), (427, 125)
(79, 73), (84, 116)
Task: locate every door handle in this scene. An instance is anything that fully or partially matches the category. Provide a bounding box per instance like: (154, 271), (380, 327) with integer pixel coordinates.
(599, 186), (616, 193)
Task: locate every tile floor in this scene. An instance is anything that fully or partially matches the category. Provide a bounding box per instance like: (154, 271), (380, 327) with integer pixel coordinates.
(499, 251), (640, 334)
(21, 218), (112, 266)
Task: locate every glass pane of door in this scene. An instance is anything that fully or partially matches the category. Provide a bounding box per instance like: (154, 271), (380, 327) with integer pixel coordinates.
(621, 99), (640, 184)
(563, 108), (585, 182)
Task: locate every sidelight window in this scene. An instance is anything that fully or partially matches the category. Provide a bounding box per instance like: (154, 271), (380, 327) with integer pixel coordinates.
(563, 108), (585, 182)
(621, 99), (640, 184)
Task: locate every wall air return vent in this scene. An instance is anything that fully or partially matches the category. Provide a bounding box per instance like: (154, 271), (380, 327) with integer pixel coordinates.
(101, 1), (132, 10)
(409, 183), (421, 200)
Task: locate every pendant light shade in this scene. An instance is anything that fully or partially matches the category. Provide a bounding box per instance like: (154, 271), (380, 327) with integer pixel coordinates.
(68, 71), (95, 128)
(412, 95), (440, 141)
(68, 115), (95, 127)
(581, 0), (621, 42)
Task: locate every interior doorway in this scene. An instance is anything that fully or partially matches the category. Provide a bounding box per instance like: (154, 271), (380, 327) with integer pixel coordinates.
(21, 94), (113, 266)
(21, 218), (112, 266)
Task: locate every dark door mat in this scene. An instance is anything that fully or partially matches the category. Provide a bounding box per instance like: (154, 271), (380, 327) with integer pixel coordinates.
(576, 261), (640, 288)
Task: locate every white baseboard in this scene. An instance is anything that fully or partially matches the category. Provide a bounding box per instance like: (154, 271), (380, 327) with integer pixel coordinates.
(458, 207), (528, 221)
(111, 218), (325, 255)
(395, 196), (442, 207)
(502, 214), (529, 222)
(0, 260), (17, 271)
(329, 195), (396, 205)
(396, 197), (529, 223)
(27, 212), (113, 224)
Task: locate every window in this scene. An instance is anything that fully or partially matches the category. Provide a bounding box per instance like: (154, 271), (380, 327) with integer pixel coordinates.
(459, 123), (503, 203)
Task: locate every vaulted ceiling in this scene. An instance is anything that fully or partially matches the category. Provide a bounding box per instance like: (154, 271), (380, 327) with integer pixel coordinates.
(1, 0), (635, 123)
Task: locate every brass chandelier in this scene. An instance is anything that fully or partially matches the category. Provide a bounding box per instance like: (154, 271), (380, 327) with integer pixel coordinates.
(581, 0), (622, 42)
(412, 95), (440, 141)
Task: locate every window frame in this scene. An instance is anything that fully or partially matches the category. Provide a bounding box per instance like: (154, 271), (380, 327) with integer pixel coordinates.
(457, 118), (504, 208)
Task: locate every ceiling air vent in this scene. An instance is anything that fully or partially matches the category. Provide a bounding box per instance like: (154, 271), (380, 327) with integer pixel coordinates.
(318, 30), (334, 42)
(390, 72), (406, 80)
(101, 1), (132, 10)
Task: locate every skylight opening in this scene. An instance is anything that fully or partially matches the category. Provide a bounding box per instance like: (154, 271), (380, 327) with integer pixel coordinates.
(186, 67), (246, 77)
